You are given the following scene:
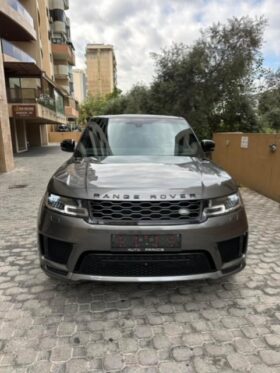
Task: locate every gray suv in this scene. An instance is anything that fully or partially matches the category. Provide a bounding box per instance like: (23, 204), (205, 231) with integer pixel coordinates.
(38, 115), (248, 282)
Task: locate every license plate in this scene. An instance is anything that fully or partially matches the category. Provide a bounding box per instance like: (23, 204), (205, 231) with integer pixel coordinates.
(111, 234), (181, 251)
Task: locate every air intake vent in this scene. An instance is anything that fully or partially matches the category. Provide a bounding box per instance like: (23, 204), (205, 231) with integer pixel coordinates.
(43, 237), (72, 264)
(75, 252), (216, 277)
(217, 235), (247, 263)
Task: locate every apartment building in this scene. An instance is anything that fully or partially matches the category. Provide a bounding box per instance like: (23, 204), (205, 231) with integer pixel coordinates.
(86, 44), (117, 98)
(73, 68), (87, 104)
(0, 0), (77, 172)
(49, 0), (78, 126)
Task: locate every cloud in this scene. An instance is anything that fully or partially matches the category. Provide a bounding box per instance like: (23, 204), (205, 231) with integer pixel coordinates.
(68, 0), (280, 92)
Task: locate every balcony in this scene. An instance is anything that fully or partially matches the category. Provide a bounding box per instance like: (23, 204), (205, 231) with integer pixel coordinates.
(59, 84), (70, 94)
(52, 20), (66, 34)
(7, 0), (33, 26)
(52, 43), (75, 65)
(65, 105), (79, 119)
(49, 0), (69, 10)
(8, 88), (55, 109)
(0, 0), (36, 41)
(54, 64), (69, 79)
(65, 97), (79, 119)
(7, 88), (66, 124)
(2, 39), (35, 63)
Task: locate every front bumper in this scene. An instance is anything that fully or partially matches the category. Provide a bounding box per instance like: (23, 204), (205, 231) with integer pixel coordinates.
(38, 206), (248, 282)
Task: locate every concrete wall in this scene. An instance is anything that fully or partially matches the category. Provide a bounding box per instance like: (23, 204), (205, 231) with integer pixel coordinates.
(212, 133), (280, 202)
(48, 131), (81, 143)
(0, 41), (14, 172)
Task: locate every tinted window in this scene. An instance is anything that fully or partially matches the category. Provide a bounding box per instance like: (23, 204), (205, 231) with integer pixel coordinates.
(76, 117), (201, 157)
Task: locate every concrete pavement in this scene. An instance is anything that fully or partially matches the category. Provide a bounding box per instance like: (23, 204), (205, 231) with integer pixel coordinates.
(0, 145), (280, 372)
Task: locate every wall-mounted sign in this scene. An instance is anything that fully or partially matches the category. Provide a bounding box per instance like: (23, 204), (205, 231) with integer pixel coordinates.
(12, 105), (36, 118)
(241, 136), (249, 149)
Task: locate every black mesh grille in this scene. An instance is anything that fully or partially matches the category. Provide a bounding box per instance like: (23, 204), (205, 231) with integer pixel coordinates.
(86, 199), (203, 225)
(75, 252), (215, 277)
(44, 237), (72, 265)
(217, 236), (244, 263)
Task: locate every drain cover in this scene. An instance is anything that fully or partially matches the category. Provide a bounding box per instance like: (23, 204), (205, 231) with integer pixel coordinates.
(8, 184), (28, 189)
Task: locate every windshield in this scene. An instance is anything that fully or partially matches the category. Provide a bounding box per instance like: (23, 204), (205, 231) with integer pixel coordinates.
(75, 117), (201, 157)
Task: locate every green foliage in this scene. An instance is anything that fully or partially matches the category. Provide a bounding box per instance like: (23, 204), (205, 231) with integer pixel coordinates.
(79, 85), (152, 122)
(79, 16), (279, 136)
(79, 95), (107, 124)
(148, 16), (266, 137)
(258, 70), (280, 131)
(123, 85), (152, 114)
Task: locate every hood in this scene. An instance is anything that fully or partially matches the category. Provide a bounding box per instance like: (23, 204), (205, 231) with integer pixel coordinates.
(48, 156), (237, 200)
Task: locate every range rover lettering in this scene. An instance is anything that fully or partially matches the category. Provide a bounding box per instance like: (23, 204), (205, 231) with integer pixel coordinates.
(38, 115), (248, 282)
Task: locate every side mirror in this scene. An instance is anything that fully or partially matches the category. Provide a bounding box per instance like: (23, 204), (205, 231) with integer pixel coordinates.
(201, 139), (215, 152)
(60, 139), (75, 152)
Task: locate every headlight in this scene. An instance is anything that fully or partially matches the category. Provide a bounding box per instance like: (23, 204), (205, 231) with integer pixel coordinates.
(45, 193), (88, 218)
(204, 192), (241, 217)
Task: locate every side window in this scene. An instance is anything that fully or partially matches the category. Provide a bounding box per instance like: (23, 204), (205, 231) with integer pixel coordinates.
(76, 119), (111, 157)
(175, 130), (199, 156)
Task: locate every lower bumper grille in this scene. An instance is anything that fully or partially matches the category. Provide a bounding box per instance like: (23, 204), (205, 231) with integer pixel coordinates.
(75, 252), (216, 277)
(217, 234), (248, 263)
(40, 236), (73, 265)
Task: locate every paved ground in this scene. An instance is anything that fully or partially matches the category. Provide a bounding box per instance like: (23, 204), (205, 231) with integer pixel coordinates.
(0, 145), (280, 373)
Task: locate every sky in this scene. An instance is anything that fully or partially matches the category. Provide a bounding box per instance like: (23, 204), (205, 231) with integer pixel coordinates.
(68, 0), (280, 92)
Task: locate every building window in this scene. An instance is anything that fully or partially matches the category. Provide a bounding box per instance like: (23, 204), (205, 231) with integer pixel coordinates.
(54, 90), (64, 114)
(50, 9), (66, 22)
(52, 36), (67, 44)
(8, 78), (42, 103)
(9, 78), (41, 89)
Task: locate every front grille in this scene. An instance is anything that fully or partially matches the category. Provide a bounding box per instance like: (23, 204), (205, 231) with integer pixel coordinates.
(75, 252), (216, 277)
(85, 199), (203, 225)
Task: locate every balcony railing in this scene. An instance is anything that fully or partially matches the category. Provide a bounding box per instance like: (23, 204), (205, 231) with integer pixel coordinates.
(8, 88), (56, 111)
(52, 36), (67, 44)
(51, 42), (75, 65)
(6, 0), (34, 27)
(54, 64), (69, 77)
(1, 39), (35, 63)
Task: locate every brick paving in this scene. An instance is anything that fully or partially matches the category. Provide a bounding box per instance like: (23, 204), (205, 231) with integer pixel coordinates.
(0, 145), (280, 373)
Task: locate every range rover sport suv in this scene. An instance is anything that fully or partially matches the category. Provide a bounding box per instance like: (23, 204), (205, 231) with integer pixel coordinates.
(38, 115), (248, 282)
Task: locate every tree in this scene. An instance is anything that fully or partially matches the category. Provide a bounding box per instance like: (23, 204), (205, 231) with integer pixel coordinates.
(149, 17), (266, 137)
(79, 17), (271, 136)
(258, 69), (280, 131)
(79, 84), (152, 120)
(103, 95), (128, 115)
(123, 85), (152, 114)
(79, 95), (107, 124)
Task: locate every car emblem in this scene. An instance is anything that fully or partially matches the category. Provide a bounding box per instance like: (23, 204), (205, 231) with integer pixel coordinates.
(178, 208), (191, 216)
